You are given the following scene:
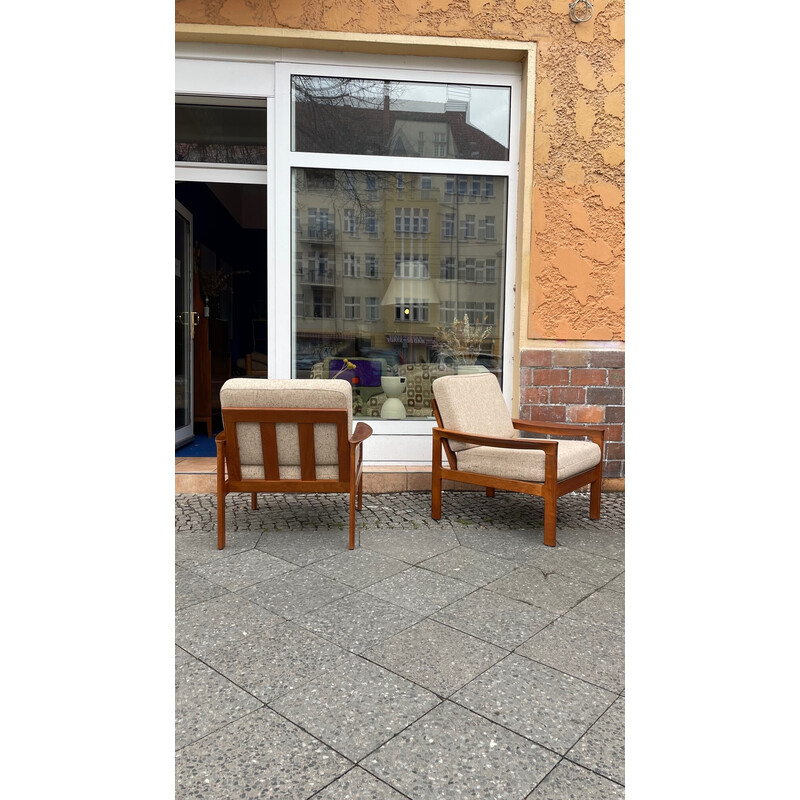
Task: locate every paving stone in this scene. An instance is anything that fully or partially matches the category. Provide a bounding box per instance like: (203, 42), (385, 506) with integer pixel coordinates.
(364, 618), (506, 697)
(526, 759), (624, 799)
(196, 621), (349, 703)
(605, 571), (625, 594)
(295, 591), (424, 654)
(311, 548), (409, 589)
(522, 545), (624, 588)
(366, 701), (560, 799)
(190, 548), (298, 591)
(256, 528), (353, 566)
(455, 526), (553, 563)
(432, 588), (557, 651)
(313, 767), (408, 799)
(567, 696), (625, 785)
(555, 526), (625, 561)
(175, 565), (228, 610)
(270, 654), (439, 762)
(516, 616), (625, 693)
(452, 653), (615, 754)
(485, 566), (597, 614)
(239, 565), (354, 620)
(175, 655), (263, 749)
(175, 707), (351, 798)
(418, 545), (520, 586)
(363, 566), (475, 615)
(359, 526), (459, 563)
(567, 588), (625, 635)
(175, 592), (284, 656)
(175, 527), (260, 568)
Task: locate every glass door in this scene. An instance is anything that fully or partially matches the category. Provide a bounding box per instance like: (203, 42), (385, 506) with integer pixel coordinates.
(175, 200), (196, 447)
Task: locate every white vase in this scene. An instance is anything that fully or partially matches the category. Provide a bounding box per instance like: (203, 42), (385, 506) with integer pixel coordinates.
(380, 376), (407, 419)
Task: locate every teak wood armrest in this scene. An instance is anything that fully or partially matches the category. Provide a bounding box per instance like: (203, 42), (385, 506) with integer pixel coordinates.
(512, 419), (606, 447)
(433, 427), (559, 454)
(350, 421), (373, 445)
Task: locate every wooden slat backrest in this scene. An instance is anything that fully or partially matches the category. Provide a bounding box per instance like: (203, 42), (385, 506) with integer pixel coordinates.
(222, 407), (350, 482)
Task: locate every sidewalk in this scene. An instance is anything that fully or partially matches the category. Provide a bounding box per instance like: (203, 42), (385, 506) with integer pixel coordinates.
(176, 488), (625, 798)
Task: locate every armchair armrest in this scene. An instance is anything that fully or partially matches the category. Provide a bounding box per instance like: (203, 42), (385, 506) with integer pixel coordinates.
(350, 421), (373, 445)
(433, 427), (558, 454)
(512, 419), (606, 447)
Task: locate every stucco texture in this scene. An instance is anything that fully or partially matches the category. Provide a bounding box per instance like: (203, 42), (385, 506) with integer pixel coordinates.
(175, 0), (625, 343)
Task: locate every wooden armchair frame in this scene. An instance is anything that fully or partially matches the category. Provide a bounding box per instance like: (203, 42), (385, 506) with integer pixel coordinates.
(431, 398), (605, 547)
(215, 407), (372, 550)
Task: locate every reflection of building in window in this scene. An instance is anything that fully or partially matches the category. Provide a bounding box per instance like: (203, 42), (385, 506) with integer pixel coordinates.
(440, 258), (457, 280)
(394, 257), (430, 279)
(434, 132), (447, 158)
(479, 216), (496, 240)
(365, 209), (378, 235)
(312, 287), (335, 318)
(343, 296), (360, 319)
(344, 253), (360, 277)
(395, 300), (429, 322)
(441, 213), (455, 238)
(365, 254), (380, 277)
(460, 214), (476, 238)
(344, 209), (358, 234)
(365, 296), (380, 321)
(395, 207), (429, 234)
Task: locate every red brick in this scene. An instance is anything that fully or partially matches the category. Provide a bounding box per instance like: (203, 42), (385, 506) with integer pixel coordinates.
(521, 387), (549, 405)
(567, 405), (605, 424)
(589, 351), (625, 369)
(603, 424), (624, 442)
(604, 461), (624, 478)
(586, 387), (624, 405)
(520, 349), (552, 367)
(606, 405), (625, 423)
(529, 405), (567, 423)
(552, 350), (591, 368)
(549, 387), (586, 404)
(533, 368), (570, 386)
(607, 369), (625, 387)
(519, 368), (533, 387)
(570, 369), (607, 386)
(606, 442), (625, 460)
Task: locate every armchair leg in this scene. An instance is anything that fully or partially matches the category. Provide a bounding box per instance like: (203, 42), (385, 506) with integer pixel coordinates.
(217, 493), (226, 550)
(348, 485), (356, 550)
(486, 487), (495, 497)
(251, 492), (258, 510)
(589, 476), (601, 520)
(431, 452), (442, 520)
(543, 495), (557, 547)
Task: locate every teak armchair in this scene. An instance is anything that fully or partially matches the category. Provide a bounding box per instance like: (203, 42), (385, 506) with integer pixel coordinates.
(431, 373), (605, 547)
(215, 378), (373, 550)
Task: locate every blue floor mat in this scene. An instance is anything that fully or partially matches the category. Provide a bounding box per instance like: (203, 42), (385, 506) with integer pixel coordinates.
(176, 434), (218, 457)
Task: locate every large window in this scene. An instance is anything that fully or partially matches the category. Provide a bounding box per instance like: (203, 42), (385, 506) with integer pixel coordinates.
(280, 64), (517, 421)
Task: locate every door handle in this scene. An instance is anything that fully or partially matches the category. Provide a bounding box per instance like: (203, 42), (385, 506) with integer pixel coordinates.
(177, 311), (200, 339)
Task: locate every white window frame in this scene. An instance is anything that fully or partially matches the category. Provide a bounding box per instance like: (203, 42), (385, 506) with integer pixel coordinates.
(176, 45), (521, 459)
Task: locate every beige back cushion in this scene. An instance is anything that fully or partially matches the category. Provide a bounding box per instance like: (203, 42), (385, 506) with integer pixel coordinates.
(432, 373), (517, 451)
(220, 378), (352, 466)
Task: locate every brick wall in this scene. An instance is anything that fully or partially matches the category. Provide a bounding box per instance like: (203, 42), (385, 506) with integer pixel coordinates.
(519, 349), (625, 481)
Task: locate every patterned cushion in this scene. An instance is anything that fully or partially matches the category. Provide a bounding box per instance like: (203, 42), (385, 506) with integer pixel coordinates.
(220, 378), (352, 467)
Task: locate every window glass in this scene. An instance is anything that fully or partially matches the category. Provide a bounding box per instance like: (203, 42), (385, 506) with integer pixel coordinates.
(292, 76), (510, 161)
(293, 168), (506, 417)
(175, 104), (267, 164)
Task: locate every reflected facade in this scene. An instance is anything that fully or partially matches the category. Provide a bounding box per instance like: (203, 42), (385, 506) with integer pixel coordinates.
(293, 168), (507, 418)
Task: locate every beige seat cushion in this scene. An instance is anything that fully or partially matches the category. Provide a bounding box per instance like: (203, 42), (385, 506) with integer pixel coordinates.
(457, 440), (602, 483)
(432, 373), (517, 451)
(220, 378), (352, 467)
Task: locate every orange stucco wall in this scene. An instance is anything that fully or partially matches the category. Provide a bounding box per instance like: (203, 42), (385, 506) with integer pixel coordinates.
(175, 0), (625, 343)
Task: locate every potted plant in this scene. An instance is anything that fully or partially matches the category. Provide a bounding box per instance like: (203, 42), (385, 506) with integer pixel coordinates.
(434, 314), (493, 373)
